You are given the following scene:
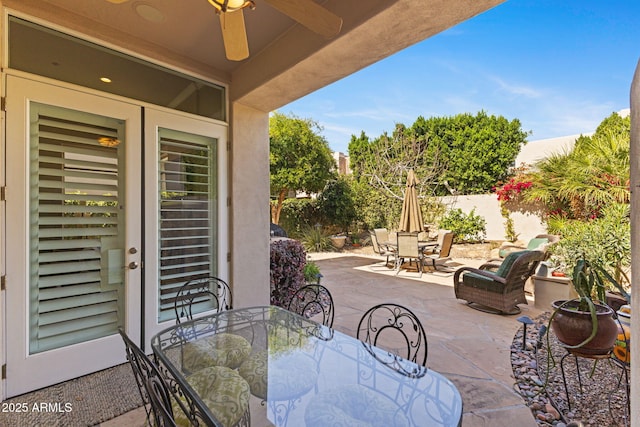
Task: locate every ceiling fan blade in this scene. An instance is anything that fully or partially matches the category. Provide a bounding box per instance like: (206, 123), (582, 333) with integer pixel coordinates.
(265, 0), (342, 38)
(219, 11), (249, 61)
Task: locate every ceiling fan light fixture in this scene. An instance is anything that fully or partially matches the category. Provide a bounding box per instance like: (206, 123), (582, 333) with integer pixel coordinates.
(207, 0), (254, 13)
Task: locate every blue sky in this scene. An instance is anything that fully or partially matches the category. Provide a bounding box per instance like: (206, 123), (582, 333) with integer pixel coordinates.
(280, 0), (639, 154)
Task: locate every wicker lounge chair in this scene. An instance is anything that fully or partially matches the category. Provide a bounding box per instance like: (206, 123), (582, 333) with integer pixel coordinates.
(453, 250), (545, 314)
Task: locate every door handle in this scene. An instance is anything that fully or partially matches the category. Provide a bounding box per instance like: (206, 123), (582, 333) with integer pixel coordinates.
(128, 262), (139, 270)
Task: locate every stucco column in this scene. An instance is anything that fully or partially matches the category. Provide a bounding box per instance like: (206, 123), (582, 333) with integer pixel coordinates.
(229, 102), (270, 307)
(630, 57), (640, 426)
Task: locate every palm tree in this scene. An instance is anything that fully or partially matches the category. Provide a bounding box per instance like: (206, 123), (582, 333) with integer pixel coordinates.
(526, 122), (629, 220)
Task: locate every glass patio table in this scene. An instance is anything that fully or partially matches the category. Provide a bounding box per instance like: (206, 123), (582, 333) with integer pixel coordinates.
(151, 306), (463, 427)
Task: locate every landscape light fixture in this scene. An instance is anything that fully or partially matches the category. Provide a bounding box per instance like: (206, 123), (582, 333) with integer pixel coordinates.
(516, 315), (534, 350)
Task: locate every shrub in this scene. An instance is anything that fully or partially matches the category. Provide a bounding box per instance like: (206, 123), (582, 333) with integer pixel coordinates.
(303, 259), (322, 283)
(299, 226), (333, 253)
(317, 178), (358, 233)
(278, 198), (321, 237)
(547, 203), (630, 289)
(270, 239), (306, 307)
(438, 208), (486, 243)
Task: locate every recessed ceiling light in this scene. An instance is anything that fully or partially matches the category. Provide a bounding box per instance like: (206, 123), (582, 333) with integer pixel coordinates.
(100, 77), (112, 83)
(135, 3), (165, 23)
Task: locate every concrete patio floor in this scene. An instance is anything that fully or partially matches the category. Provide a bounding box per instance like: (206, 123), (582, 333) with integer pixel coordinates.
(103, 252), (543, 427)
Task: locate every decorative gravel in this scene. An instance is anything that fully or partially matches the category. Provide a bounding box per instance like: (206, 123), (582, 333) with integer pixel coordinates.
(510, 313), (631, 427)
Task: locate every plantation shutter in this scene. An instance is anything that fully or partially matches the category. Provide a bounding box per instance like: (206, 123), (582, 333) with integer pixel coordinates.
(30, 103), (126, 354)
(157, 128), (218, 321)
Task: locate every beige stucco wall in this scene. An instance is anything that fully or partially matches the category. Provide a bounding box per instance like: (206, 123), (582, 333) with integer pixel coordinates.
(440, 194), (547, 242)
(230, 103), (270, 307)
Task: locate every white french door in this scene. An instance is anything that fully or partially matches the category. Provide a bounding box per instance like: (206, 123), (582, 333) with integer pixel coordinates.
(143, 107), (228, 346)
(4, 76), (228, 397)
(5, 75), (142, 397)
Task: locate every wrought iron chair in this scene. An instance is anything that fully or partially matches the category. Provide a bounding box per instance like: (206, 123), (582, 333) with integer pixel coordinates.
(118, 328), (191, 427)
(174, 276), (232, 324)
(146, 376), (178, 427)
(454, 250), (545, 314)
(369, 230), (396, 267)
(423, 230), (455, 271)
(287, 284), (335, 327)
(395, 232), (426, 277)
(356, 303), (428, 367)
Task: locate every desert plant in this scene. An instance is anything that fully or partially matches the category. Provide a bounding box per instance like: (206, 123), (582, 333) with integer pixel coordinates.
(299, 226), (333, 252)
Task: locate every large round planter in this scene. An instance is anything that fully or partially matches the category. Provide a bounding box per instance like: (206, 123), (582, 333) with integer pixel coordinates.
(550, 299), (617, 357)
(330, 236), (346, 249)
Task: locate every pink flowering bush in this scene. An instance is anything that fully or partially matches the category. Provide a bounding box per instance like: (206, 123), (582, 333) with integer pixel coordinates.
(270, 239), (307, 307)
(493, 177), (533, 203)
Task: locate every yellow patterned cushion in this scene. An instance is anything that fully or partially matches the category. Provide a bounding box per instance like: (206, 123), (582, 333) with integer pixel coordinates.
(238, 350), (268, 399)
(269, 352), (318, 400)
(304, 384), (410, 427)
(183, 333), (251, 371)
(238, 350), (318, 401)
(173, 366), (250, 427)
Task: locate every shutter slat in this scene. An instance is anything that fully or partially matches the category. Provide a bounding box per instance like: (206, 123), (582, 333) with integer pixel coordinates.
(39, 227), (117, 238)
(39, 273), (100, 288)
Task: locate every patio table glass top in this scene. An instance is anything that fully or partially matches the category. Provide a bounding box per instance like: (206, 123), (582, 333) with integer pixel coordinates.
(151, 305), (462, 427)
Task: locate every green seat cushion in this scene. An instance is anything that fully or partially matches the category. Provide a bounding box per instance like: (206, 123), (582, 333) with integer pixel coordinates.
(183, 333), (251, 372)
(527, 238), (548, 251)
(304, 384), (410, 427)
(495, 250), (527, 278)
(173, 365), (251, 427)
(462, 272), (502, 292)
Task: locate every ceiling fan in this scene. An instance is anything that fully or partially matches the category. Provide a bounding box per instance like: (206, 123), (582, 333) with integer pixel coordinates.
(107, 0), (343, 61)
(215, 0), (343, 61)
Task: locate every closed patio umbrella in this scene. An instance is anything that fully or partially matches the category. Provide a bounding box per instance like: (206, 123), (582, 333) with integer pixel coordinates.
(399, 169), (424, 233)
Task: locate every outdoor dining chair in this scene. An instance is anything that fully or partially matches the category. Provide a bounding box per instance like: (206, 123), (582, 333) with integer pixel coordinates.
(369, 230), (396, 268)
(396, 232), (426, 277)
(356, 303), (428, 367)
(423, 230), (454, 271)
(118, 328), (192, 427)
(146, 376), (178, 427)
(287, 284), (335, 328)
(174, 276), (232, 324)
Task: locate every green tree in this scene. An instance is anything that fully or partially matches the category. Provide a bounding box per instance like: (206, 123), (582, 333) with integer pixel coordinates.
(525, 112), (630, 219)
(317, 177), (358, 233)
(413, 111), (529, 195)
(347, 111), (527, 230)
(270, 112), (336, 224)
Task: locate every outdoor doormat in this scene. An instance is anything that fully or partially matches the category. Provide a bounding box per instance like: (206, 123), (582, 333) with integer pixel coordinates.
(0, 363), (143, 426)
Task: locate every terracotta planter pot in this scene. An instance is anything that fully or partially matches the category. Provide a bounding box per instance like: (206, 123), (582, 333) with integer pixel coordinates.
(550, 299), (617, 356)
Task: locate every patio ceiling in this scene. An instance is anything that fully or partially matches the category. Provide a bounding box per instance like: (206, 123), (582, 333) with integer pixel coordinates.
(9, 0), (505, 112)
